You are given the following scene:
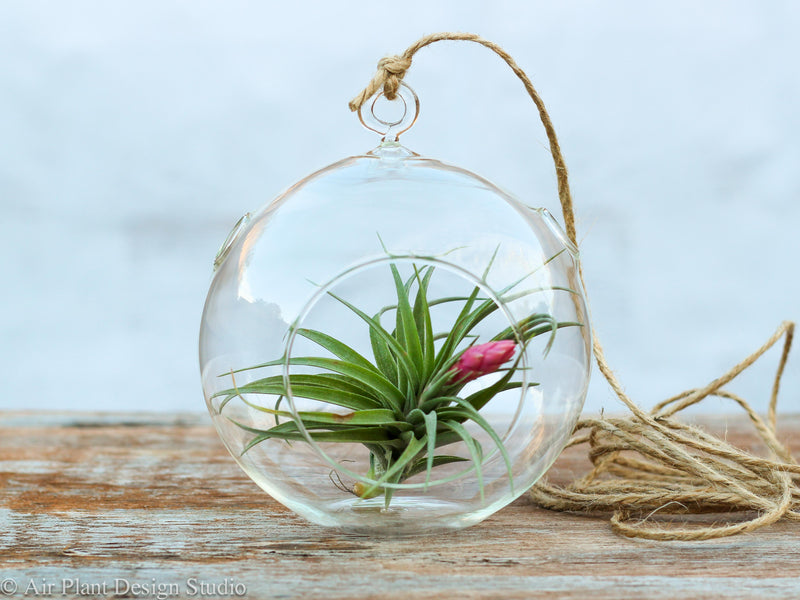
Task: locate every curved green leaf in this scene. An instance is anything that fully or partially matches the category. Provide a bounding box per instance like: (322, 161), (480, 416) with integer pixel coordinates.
(296, 328), (382, 374)
(390, 263), (424, 383)
(218, 378), (381, 411)
(405, 455), (469, 479)
(283, 357), (405, 412)
(440, 398), (514, 495)
(441, 420), (485, 501)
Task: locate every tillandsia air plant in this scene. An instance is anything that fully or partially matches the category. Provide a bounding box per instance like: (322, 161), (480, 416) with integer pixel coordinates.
(214, 249), (580, 508)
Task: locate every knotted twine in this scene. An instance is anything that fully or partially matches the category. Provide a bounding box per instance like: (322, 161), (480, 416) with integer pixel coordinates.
(349, 32), (797, 541)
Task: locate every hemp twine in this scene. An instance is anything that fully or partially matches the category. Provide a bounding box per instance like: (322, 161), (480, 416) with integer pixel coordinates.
(349, 32), (798, 541)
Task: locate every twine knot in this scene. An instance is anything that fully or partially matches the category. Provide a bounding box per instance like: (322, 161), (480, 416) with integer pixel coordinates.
(349, 54), (413, 112)
(376, 55), (412, 99)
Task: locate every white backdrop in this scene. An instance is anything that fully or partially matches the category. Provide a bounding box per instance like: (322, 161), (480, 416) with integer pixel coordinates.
(1, 1), (797, 413)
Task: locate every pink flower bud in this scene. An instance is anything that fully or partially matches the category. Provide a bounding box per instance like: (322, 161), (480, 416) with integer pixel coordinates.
(449, 340), (516, 384)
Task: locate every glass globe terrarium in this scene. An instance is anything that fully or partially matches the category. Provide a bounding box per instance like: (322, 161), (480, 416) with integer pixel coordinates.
(199, 83), (591, 534)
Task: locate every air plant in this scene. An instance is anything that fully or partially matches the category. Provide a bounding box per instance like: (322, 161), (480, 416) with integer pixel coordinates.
(214, 250), (579, 508)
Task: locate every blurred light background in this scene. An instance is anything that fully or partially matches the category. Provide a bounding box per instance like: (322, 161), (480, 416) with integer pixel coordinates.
(1, 1), (797, 413)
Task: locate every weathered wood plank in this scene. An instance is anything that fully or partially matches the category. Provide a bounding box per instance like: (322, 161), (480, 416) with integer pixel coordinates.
(1, 411), (799, 600)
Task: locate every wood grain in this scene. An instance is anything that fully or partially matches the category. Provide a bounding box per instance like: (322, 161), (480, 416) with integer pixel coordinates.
(2, 411), (799, 599)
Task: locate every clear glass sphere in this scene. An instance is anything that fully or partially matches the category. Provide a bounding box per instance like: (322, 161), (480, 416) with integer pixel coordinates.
(199, 141), (591, 534)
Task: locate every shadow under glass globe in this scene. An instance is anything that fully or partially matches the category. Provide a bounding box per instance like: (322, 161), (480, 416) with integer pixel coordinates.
(199, 141), (591, 534)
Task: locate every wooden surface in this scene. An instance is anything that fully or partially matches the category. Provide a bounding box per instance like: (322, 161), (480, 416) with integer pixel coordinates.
(2, 411), (800, 599)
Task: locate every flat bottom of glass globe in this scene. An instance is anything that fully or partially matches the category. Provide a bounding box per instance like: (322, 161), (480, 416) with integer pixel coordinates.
(293, 496), (502, 536)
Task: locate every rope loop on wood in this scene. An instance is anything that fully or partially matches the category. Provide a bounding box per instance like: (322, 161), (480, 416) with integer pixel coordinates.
(349, 32), (797, 540)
